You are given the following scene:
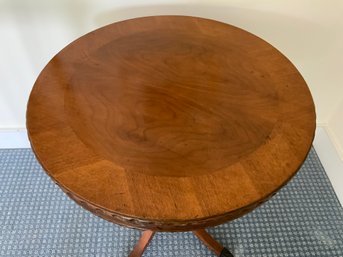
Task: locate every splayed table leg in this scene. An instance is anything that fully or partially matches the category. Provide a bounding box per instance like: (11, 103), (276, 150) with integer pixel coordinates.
(129, 230), (155, 257)
(193, 229), (234, 257)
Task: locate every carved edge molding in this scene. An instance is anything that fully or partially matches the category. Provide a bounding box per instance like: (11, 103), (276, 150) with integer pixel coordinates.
(54, 180), (273, 232)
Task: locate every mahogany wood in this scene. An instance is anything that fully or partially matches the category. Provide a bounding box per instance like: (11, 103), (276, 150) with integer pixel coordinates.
(193, 229), (224, 255)
(128, 230), (155, 257)
(26, 16), (316, 232)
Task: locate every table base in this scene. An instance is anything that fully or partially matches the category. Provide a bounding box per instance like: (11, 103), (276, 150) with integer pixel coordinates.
(129, 229), (234, 257)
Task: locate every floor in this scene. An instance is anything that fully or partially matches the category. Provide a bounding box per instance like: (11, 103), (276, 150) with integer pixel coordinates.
(0, 148), (342, 256)
(313, 127), (343, 206)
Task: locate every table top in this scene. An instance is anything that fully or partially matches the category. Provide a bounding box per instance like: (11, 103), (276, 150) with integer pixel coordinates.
(26, 16), (316, 231)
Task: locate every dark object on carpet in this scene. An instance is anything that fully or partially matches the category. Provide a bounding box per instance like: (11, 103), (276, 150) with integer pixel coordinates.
(0, 148), (342, 257)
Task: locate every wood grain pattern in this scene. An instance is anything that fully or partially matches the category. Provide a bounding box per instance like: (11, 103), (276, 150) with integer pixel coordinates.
(26, 16), (316, 231)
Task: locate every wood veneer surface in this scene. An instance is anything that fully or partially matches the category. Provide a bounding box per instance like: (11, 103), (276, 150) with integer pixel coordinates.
(27, 16), (316, 231)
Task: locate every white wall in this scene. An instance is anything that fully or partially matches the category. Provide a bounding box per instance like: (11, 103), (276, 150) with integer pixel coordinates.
(328, 98), (343, 160)
(1, 1), (342, 135)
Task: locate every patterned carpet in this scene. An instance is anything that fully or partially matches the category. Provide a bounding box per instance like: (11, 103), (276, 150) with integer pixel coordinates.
(0, 148), (342, 257)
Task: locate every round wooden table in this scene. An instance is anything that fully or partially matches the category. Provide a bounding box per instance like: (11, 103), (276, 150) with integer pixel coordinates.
(26, 16), (316, 257)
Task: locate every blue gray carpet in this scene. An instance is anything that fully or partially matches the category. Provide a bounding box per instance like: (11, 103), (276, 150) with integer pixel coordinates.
(0, 148), (342, 257)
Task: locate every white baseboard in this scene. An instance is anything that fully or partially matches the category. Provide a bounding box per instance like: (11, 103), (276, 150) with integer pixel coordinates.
(0, 129), (30, 148)
(325, 125), (343, 162)
(0, 127), (342, 205)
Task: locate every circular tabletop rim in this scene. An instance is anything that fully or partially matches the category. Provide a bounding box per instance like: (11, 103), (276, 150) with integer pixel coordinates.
(26, 15), (316, 231)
